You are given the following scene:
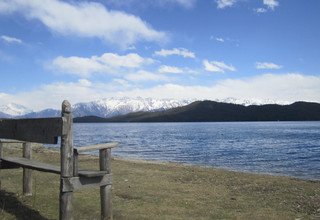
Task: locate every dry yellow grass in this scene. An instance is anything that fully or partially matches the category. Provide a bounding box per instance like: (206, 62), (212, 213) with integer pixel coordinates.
(0, 144), (319, 219)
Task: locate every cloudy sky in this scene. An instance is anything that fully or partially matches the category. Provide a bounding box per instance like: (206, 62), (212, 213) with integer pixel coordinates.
(1, 0), (320, 110)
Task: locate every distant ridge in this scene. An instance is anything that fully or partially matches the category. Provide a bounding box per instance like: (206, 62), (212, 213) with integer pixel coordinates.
(21, 109), (61, 118)
(0, 97), (192, 118)
(74, 101), (320, 122)
(2, 98), (320, 121)
(0, 103), (32, 117)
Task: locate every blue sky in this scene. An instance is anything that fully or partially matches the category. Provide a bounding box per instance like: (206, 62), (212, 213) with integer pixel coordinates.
(0, 0), (320, 110)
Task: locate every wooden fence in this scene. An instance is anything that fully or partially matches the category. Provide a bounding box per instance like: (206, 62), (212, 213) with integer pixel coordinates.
(0, 100), (117, 220)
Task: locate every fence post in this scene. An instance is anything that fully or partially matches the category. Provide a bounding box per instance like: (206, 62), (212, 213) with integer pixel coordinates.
(73, 149), (79, 177)
(23, 142), (32, 196)
(60, 100), (74, 220)
(0, 141), (2, 158)
(0, 141), (2, 189)
(99, 148), (112, 220)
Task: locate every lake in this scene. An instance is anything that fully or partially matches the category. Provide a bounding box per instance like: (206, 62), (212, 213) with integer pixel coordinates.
(72, 122), (320, 180)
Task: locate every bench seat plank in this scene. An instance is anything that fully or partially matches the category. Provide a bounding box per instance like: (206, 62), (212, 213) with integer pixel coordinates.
(1, 157), (107, 177)
(1, 157), (60, 174)
(75, 142), (118, 153)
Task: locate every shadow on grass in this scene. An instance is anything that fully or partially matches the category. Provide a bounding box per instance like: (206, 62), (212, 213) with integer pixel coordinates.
(0, 190), (48, 220)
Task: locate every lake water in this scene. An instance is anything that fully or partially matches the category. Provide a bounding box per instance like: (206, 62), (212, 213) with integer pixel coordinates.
(72, 122), (320, 180)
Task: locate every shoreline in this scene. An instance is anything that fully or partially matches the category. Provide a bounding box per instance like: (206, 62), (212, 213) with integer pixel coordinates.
(48, 145), (320, 182)
(113, 155), (320, 182)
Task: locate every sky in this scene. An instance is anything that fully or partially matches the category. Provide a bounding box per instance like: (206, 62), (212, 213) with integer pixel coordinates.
(0, 0), (320, 110)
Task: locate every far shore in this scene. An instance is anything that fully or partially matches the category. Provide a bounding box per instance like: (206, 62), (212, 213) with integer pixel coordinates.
(1, 144), (319, 219)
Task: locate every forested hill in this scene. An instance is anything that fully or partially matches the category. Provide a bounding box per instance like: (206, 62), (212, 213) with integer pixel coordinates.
(74, 101), (320, 123)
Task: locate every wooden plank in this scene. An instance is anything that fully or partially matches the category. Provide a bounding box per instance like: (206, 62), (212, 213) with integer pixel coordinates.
(23, 142), (32, 196)
(75, 142), (118, 153)
(78, 170), (108, 178)
(61, 174), (112, 192)
(1, 156), (105, 177)
(60, 100), (74, 220)
(100, 148), (112, 220)
(0, 142), (2, 189)
(1, 157), (60, 174)
(0, 117), (63, 144)
(0, 139), (25, 144)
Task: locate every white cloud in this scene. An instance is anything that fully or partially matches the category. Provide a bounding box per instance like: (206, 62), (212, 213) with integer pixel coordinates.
(203, 60), (236, 73)
(215, 37), (225, 43)
(1, 35), (22, 44)
(112, 79), (131, 88)
(254, 0), (279, 13)
(0, 80), (104, 110)
(126, 45), (136, 51)
(124, 70), (169, 82)
(216, 0), (237, 9)
(210, 36), (239, 46)
(0, 92), (12, 105)
(52, 56), (102, 77)
(254, 8), (267, 13)
(215, 0), (279, 12)
(256, 62), (282, 70)
(158, 65), (183, 74)
(78, 78), (92, 87)
(0, 0), (166, 48)
(2, 73), (320, 110)
(51, 53), (153, 77)
(263, 0), (279, 10)
(0, 78), (138, 110)
(115, 73), (320, 103)
(154, 48), (195, 58)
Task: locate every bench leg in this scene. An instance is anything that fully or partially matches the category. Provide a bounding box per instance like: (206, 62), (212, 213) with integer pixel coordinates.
(60, 189), (73, 220)
(23, 142), (32, 196)
(0, 142), (2, 189)
(100, 148), (112, 220)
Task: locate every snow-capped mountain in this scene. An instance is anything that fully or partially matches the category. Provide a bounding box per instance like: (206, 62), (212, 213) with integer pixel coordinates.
(0, 103), (32, 117)
(0, 98), (193, 118)
(0, 111), (11, 118)
(214, 98), (291, 106)
(0, 97), (294, 119)
(22, 109), (61, 118)
(73, 97), (193, 118)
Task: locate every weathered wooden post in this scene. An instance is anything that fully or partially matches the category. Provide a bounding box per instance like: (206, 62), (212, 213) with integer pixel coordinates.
(23, 142), (32, 196)
(60, 100), (74, 220)
(73, 149), (79, 177)
(0, 140), (2, 189)
(0, 141), (2, 158)
(99, 148), (112, 220)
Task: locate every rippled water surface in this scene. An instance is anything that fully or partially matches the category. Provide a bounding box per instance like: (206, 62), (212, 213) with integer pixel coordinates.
(72, 122), (320, 180)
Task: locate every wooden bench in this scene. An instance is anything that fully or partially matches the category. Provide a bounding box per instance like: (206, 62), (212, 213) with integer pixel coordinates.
(0, 100), (117, 220)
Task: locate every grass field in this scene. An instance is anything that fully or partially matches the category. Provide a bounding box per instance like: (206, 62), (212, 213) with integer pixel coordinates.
(0, 144), (319, 219)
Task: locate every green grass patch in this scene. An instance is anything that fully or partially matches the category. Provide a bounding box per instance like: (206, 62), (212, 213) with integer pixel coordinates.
(0, 144), (319, 219)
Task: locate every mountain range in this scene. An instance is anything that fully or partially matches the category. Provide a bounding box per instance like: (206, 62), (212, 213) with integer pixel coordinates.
(0, 103), (33, 117)
(0, 97), (192, 118)
(1, 97), (319, 121)
(75, 101), (320, 122)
